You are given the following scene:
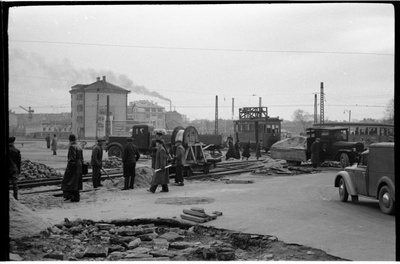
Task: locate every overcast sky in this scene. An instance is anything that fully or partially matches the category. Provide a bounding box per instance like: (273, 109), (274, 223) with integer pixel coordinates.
(8, 3), (394, 122)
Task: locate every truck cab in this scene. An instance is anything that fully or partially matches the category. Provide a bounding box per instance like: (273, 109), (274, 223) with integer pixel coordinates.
(306, 127), (364, 168)
(106, 124), (155, 157)
(334, 142), (395, 215)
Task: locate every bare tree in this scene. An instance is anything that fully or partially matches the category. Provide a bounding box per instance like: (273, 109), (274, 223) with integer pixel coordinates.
(383, 98), (394, 124)
(292, 109), (313, 132)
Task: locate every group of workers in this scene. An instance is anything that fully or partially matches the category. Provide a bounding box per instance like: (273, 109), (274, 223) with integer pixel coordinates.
(45, 133), (58, 155)
(225, 136), (262, 161)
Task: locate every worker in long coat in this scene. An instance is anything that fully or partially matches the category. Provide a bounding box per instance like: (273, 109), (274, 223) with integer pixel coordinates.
(148, 132), (168, 169)
(51, 134), (58, 155)
(148, 139), (170, 193)
(91, 139), (105, 188)
(225, 136), (236, 160)
(121, 137), (141, 190)
(9, 136), (21, 200)
(242, 141), (251, 160)
(45, 134), (51, 149)
(234, 140), (241, 159)
(310, 138), (320, 168)
(61, 134), (83, 202)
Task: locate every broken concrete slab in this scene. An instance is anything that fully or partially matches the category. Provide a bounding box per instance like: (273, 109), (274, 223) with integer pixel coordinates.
(158, 231), (183, 242)
(180, 214), (209, 223)
(128, 238), (142, 249)
(84, 245), (109, 258)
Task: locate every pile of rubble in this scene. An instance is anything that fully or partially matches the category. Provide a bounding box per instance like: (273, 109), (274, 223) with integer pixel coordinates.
(9, 217), (344, 261)
(252, 157), (317, 175)
(19, 160), (62, 180)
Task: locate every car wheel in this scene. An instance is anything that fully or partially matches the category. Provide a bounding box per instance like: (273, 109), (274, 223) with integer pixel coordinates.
(108, 146), (122, 158)
(340, 153), (349, 169)
(338, 177), (349, 202)
(379, 186), (395, 215)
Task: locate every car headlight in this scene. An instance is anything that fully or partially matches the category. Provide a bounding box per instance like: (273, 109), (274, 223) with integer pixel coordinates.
(352, 147), (356, 152)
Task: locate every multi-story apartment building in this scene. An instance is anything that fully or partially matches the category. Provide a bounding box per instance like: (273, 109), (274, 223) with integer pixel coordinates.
(70, 76), (130, 139)
(128, 100), (165, 129)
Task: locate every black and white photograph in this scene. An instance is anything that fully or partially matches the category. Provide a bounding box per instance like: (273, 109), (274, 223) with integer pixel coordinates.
(4, 2), (395, 261)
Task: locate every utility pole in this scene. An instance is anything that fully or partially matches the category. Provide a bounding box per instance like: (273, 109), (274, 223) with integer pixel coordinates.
(314, 93), (318, 124)
(232, 98), (234, 120)
(344, 110), (351, 122)
(215, 95), (218, 135)
(106, 95), (110, 138)
(320, 82), (324, 125)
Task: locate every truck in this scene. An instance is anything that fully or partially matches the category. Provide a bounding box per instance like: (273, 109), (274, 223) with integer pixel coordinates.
(106, 124), (225, 158)
(334, 142), (395, 215)
(270, 126), (365, 168)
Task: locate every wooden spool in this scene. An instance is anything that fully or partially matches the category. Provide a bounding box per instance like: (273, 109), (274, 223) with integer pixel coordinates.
(171, 126), (200, 148)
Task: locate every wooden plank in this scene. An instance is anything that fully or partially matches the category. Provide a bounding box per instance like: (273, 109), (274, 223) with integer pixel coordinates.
(180, 214), (208, 223)
(182, 209), (208, 218)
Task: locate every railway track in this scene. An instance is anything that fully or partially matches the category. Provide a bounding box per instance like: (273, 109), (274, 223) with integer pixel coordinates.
(14, 159), (266, 195)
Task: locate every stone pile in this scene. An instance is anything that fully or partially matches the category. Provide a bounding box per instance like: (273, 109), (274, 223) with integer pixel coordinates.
(19, 160), (62, 180)
(9, 218), (345, 261)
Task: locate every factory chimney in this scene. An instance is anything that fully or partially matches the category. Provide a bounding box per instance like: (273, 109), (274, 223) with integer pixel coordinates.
(102, 76), (106, 81)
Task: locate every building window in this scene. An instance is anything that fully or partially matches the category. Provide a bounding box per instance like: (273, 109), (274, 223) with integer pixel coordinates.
(158, 114), (163, 118)
(77, 93), (84, 100)
(146, 114), (150, 118)
(77, 104), (83, 112)
(77, 116), (83, 123)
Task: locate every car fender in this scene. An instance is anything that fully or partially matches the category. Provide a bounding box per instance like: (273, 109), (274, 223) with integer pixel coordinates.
(377, 176), (395, 201)
(334, 171), (357, 196)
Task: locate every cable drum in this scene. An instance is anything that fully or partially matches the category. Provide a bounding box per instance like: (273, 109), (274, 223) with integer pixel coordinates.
(171, 126), (200, 148)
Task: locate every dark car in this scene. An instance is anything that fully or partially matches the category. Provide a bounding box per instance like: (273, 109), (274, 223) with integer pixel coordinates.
(334, 142), (395, 215)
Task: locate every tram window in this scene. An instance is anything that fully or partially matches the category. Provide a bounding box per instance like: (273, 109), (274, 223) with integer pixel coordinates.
(249, 124), (254, 132)
(321, 131), (330, 139)
(355, 127), (359, 135)
(267, 124), (271, 133)
(365, 127), (369, 135)
(271, 124), (275, 134)
(369, 127), (377, 135)
(360, 128), (364, 135)
(259, 124), (264, 133)
(380, 128), (387, 136)
(388, 128), (393, 136)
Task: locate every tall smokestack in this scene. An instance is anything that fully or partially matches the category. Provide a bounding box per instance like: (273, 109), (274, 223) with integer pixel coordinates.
(259, 97), (262, 107)
(170, 100), (172, 112)
(314, 93), (318, 124)
(215, 95), (218, 135)
(96, 77), (100, 81)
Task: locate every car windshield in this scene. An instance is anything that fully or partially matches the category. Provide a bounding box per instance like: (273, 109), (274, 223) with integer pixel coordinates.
(333, 130), (348, 141)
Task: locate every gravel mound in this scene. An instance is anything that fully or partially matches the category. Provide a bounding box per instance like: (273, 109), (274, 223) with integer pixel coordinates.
(9, 195), (53, 238)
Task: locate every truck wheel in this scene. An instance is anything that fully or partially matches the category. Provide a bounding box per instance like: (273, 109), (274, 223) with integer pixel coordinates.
(340, 153), (349, 169)
(338, 177), (349, 202)
(108, 146), (122, 158)
(379, 186), (395, 215)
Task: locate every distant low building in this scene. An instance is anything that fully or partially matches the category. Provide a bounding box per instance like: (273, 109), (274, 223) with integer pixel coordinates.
(70, 76), (130, 139)
(129, 100), (165, 129)
(165, 110), (184, 130)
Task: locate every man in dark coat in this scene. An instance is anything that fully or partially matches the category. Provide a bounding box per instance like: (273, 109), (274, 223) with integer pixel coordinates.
(61, 134), (84, 202)
(234, 140), (241, 159)
(9, 136), (21, 200)
(242, 141), (251, 160)
(51, 134), (58, 155)
(91, 139), (105, 188)
(173, 141), (185, 186)
(225, 136), (236, 160)
(148, 139), (170, 193)
(310, 138), (320, 168)
(122, 137), (141, 190)
(45, 134), (51, 149)
(148, 132), (168, 169)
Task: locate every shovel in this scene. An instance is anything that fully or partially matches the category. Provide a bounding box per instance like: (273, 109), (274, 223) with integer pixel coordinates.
(101, 167), (114, 183)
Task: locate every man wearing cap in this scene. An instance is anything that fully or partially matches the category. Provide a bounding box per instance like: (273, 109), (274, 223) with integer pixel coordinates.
(9, 136), (21, 200)
(148, 131), (168, 169)
(61, 134), (84, 202)
(121, 137), (141, 190)
(173, 140), (185, 186)
(148, 139), (170, 193)
(91, 139), (105, 188)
